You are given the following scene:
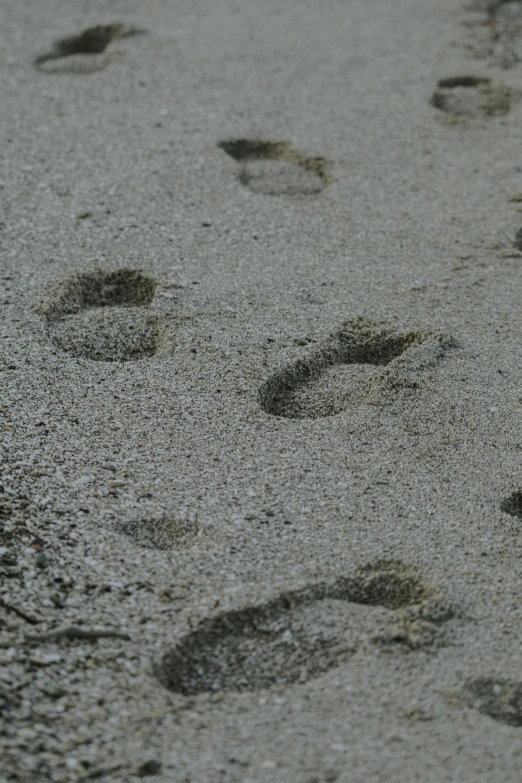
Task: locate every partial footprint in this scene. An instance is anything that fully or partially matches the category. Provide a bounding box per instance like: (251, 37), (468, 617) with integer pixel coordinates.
(430, 76), (514, 119)
(34, 23), (145, 73)
(461, 678), (522, 726)
(259, 318), (449, 419)
(38, 268), (167, 362)
(218, 139), (331, 197)
(500, 490), (522, 519)
(156, 560), (452, 695)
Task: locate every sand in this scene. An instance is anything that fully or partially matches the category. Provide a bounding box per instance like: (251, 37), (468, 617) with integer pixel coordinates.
(1, 0), (522, 780)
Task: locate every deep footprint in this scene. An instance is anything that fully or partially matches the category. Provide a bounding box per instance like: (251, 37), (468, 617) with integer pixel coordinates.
(430, 76), (514, 118)
(156, 560), (447, 695)
(38, 268), (164, 362)
(218, 139), (330, 196)
(462, 678), (522, 726)
(259, 318), (448, 419)
(34, 23), (145, 72)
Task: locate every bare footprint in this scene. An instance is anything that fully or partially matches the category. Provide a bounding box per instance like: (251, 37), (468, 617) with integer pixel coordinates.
(34, 23), (145, 73)
(259, 318), (450, 419)
(218, 139), (331, 197)
(37, 268), (168, 362)
(155, 560), (452, 695)
(431, 76), (514, 120)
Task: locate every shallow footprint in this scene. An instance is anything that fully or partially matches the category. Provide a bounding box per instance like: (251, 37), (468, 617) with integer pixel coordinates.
(259, 318), (449, 419)
(218, 139), (330, 197)
(461, 678), (522, 726)
(115, 513), (199, 550)
(431, 76), (514, 119)
(34, 23), (145, 73)
(38, 268), (165, 362)
(155, 560), (448, 695)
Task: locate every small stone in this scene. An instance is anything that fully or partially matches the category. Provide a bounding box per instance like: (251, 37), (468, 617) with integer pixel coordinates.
(73, 476), (91, 487)
(108, 479), (125, 488)
(30, 652), (61, 666)
(35, 553), (48, 568)
(101, 462), (117, 471)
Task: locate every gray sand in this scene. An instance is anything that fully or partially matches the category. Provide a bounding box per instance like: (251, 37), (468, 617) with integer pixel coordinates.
(2, 0), (522, 781)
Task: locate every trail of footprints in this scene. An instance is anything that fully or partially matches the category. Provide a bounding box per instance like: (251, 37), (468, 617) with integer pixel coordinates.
(30, 11), (522, 737)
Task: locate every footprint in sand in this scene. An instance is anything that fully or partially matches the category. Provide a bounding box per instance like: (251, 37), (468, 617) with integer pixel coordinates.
(37, 268), (168, 362)
(155, 559), (454, 695)
(218, 139), (331, 197)
(34, 23), (145, 73)
(430, 76), (514, 119)
(259, 317), (450, 419)
(115, 512), (199, 551)
(460, 678), (522, 726)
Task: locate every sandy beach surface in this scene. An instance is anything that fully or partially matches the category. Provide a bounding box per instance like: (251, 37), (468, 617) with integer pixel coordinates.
(2, 0), (522, 780)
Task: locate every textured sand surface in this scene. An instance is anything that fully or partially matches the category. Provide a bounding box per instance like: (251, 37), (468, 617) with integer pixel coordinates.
(2, 0), (522, 781)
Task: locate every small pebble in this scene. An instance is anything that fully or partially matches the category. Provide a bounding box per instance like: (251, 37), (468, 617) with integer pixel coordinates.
(74, 476), (92, 487)
(101, 462), (117, 471)
(108, 479), (126, 488)
(30, 652), (61, 666)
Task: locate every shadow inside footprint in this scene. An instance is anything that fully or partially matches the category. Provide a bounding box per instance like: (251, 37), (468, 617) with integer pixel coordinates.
(259, 318), (448, 419)
(462, 678), (522, 726)
(34, 23), (145, 73)
(38, 268), (164, 362)
(500, 490), (522, 519)
(156, 560), (445, 695)
(218, 139), (330, 196)
(430, 76), (514, 118)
